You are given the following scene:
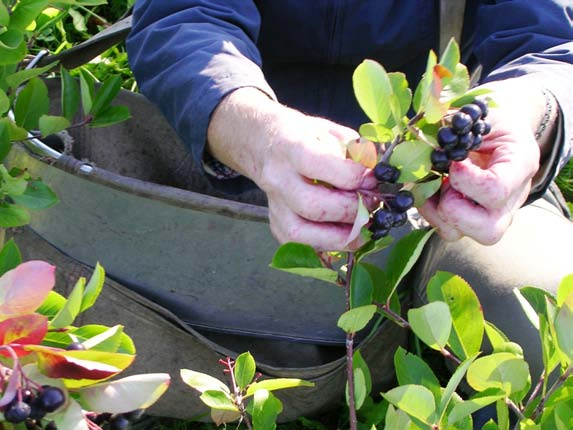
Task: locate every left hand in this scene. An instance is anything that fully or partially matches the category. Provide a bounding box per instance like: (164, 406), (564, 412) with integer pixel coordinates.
(419, 79), (547, 245)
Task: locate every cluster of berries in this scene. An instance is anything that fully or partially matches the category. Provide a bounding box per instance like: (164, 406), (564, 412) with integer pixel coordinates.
(2, 385), (65, 428)
(88, 409), (145, 430)
(430, 99), (491, 173)
(369, 162), (414, 240)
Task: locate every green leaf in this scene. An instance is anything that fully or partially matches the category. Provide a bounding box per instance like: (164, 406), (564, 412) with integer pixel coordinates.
(555, 304), (573, 363)
(89, 75), (122, 117)
(441, 64), (470, 103)
(557, 274), (573, 308)
(0, 30), (27, 65)
(90, 105), (131, 128)
(438, 355), (478, 419)
(80, 262), (105, 312)
(0, 89), (9, 115)
(180, 369), (230, 394)
(394, 347), (441, 404)
(200, 390), (237, 411)
(413, 49), (437, 113)
(79, 373), (170, 414)
(0, 164), (27, 195)
(50, 276), (85, 329)
(79, 69), (95, 116)
(354, 233), (393, 262)
(359, 122), (394, 143)
(0, 203), (30, 227)
(270, 242), (338, 284)
(439, 38), (460, 75)
(449, 88), (493, 108)
(252, 389), (282, 430)
(410, 177), (441, 207)
(484, 321), (510, 351)
(5, 63), (56, 90)
(9, 0), (49, 30)
(61, 67), (80, 121)
(5, 117), (28, 141)
(353, 59), (393, 125)
(11, 180), (58, 210)
(68, 7), (86, 32)
(427, 271), (485, 360)
(388, 72), (412, 124)
(0, 119), (10, 162)
(0, 2), (9, 26)
(384, 405), (412, 430)
(389, 139), (433, 182)
(382, 384), (436, 425)
(466, 352), (530, 396)
(346, 364), (367, 411)
(350, 262), (373, 308)
(0, 239), (21, 276)
(539, 314), (560, 377)
(35, 290), (66, 319)
(408, 302), (452, 350)
(384, 229), (434, 300)
(246, 378), (313, 397)
(345, 193), (371, 247)
(39, 115), (70, 137)
(80, 325), (125, 353)
(234, 352), (256, 391)
(448, 388), (506, 426)
(337, 305), (377, 333)
(14, 77), (49, 131)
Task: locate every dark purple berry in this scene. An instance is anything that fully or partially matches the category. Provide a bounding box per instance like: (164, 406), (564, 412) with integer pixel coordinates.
(431, 149), (451, 173)
(110, 414), (130, 430)
(460, 103), (482, 123)
(472, 119), (487, 135)
(390, 190), (415, 212)
(482, 121), (491, 135)
(392, 211), (408, 227)
(4, 401), (31, 423)
(473, 98), (489, 118)
(457, 132), (474, 150)
(447, 147), (469, 162)
(44, 421), (58, 430)
(38, 387), (65, 413)
(451, 112), (473, 135)
(437, 126), (458, 150)
(372, 209), (394, 230)
(470, 134), (483, 150)
(373, 162), (400, 183)
(28, 400), (46, 421)
(66, 342), (86, 351)
(371, 228), (390, 241)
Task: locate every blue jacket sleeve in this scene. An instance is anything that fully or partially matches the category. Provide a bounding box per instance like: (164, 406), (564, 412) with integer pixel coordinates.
(126, 0), (276, 177)
(474, 0), (573, 193)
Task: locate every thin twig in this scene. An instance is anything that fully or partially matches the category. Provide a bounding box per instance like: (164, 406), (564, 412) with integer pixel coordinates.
(345, 253), (358, 430)
(530, 366), (573, 421)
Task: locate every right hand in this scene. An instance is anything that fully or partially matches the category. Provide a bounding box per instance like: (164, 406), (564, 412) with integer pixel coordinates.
(207, 88), (377, 251)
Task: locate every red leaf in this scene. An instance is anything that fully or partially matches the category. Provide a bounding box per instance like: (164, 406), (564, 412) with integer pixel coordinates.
(434, 64), (453, 79)
(25, 345), (134, 380)
(0, 314), (48, 357)
(0, 261), (55, 319)
(347, 138), (378, 169)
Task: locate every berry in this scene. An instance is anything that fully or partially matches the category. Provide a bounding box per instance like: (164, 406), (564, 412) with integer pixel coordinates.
(460, 103), (482, 122)
(28, 400), (46, 421)
(437, 126), (458, 149)
(457, 132), (474, 150)
(390, 190), (415, 213)
(372, 209), (394, 230)
(470, 134), (483, 150)
(473, 98), (489, 118)
(430, 149), (451, 173)
(451, 112), (473, 135)
(373, 162), (400, 183)
(66, 342), (86, 351)
(44, 421), (58, 430)
(109, 414), (130, 430)
(392, 211), (408, 227)
(371, 228), (390, 241)
(38, 387), (65, 413)
(472, 119), (487, 135)
(447, 147), (468, 162)
(4, 401), (31, 423)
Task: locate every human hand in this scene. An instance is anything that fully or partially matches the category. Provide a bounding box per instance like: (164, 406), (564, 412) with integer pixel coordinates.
(419, 80), (550, 245)
(207, 88), (377, 251)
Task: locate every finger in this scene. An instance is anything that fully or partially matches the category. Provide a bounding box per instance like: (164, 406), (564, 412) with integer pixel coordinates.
(436, 185), (514, 245)
(271, 175), (361, 224)
(418, 193), (464, 242)
(268, 200), (353, 251)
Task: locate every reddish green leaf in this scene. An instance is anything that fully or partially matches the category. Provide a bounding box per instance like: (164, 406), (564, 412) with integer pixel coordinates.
(347, 137), (377, 168)
(0, 314), (48, 356)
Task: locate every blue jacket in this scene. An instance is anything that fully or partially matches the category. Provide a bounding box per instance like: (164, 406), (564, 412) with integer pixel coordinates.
(127, 0), (573, 195)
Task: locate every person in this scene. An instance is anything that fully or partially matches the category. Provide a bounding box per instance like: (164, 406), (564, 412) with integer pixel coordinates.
(124, 0), (573, 423)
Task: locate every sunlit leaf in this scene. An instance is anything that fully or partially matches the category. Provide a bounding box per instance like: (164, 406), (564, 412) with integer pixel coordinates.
(5, 63), (56, 90)
(252, 389), (283, 430)
(346, 137), (377, 168)
(359, 123), (394, 143)
(9, 0), (49, 30)
(79, 373), (171, 413)
(246, 378), (314, 396)
(0, 314), (48, 356)
(14, 77), (49, 131)
(466, 352), (530, 396)
(180, 369), (230, 394)
(0, 239), (21, 277)
(389, 139), (433, 182)
(410, 177), (441, 207)
(80, 262), (105, 312)
(394, 347), (441, 404)
(408, 302), (452, 350)
(337, 305), (377, 333)
(353, 59), (393, 125)
(50, 276), (84, 329)
(39, 115), (70, 137)
(383, 384), (436, 425)
(0, 260), (55, 319)
(270, 242), (338, 284)
(200, 390), (237, 411)
(234, 351), (256, 391)
(0, 203), (30, 227)
(0, 30), (27, 65)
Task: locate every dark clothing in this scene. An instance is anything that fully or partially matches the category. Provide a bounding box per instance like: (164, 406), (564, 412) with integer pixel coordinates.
(127, 0), (573, 196)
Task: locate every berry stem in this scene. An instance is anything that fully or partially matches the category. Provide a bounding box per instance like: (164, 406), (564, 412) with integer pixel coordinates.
(344, 252), (358, 430)
(530, 365), (572, 421)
